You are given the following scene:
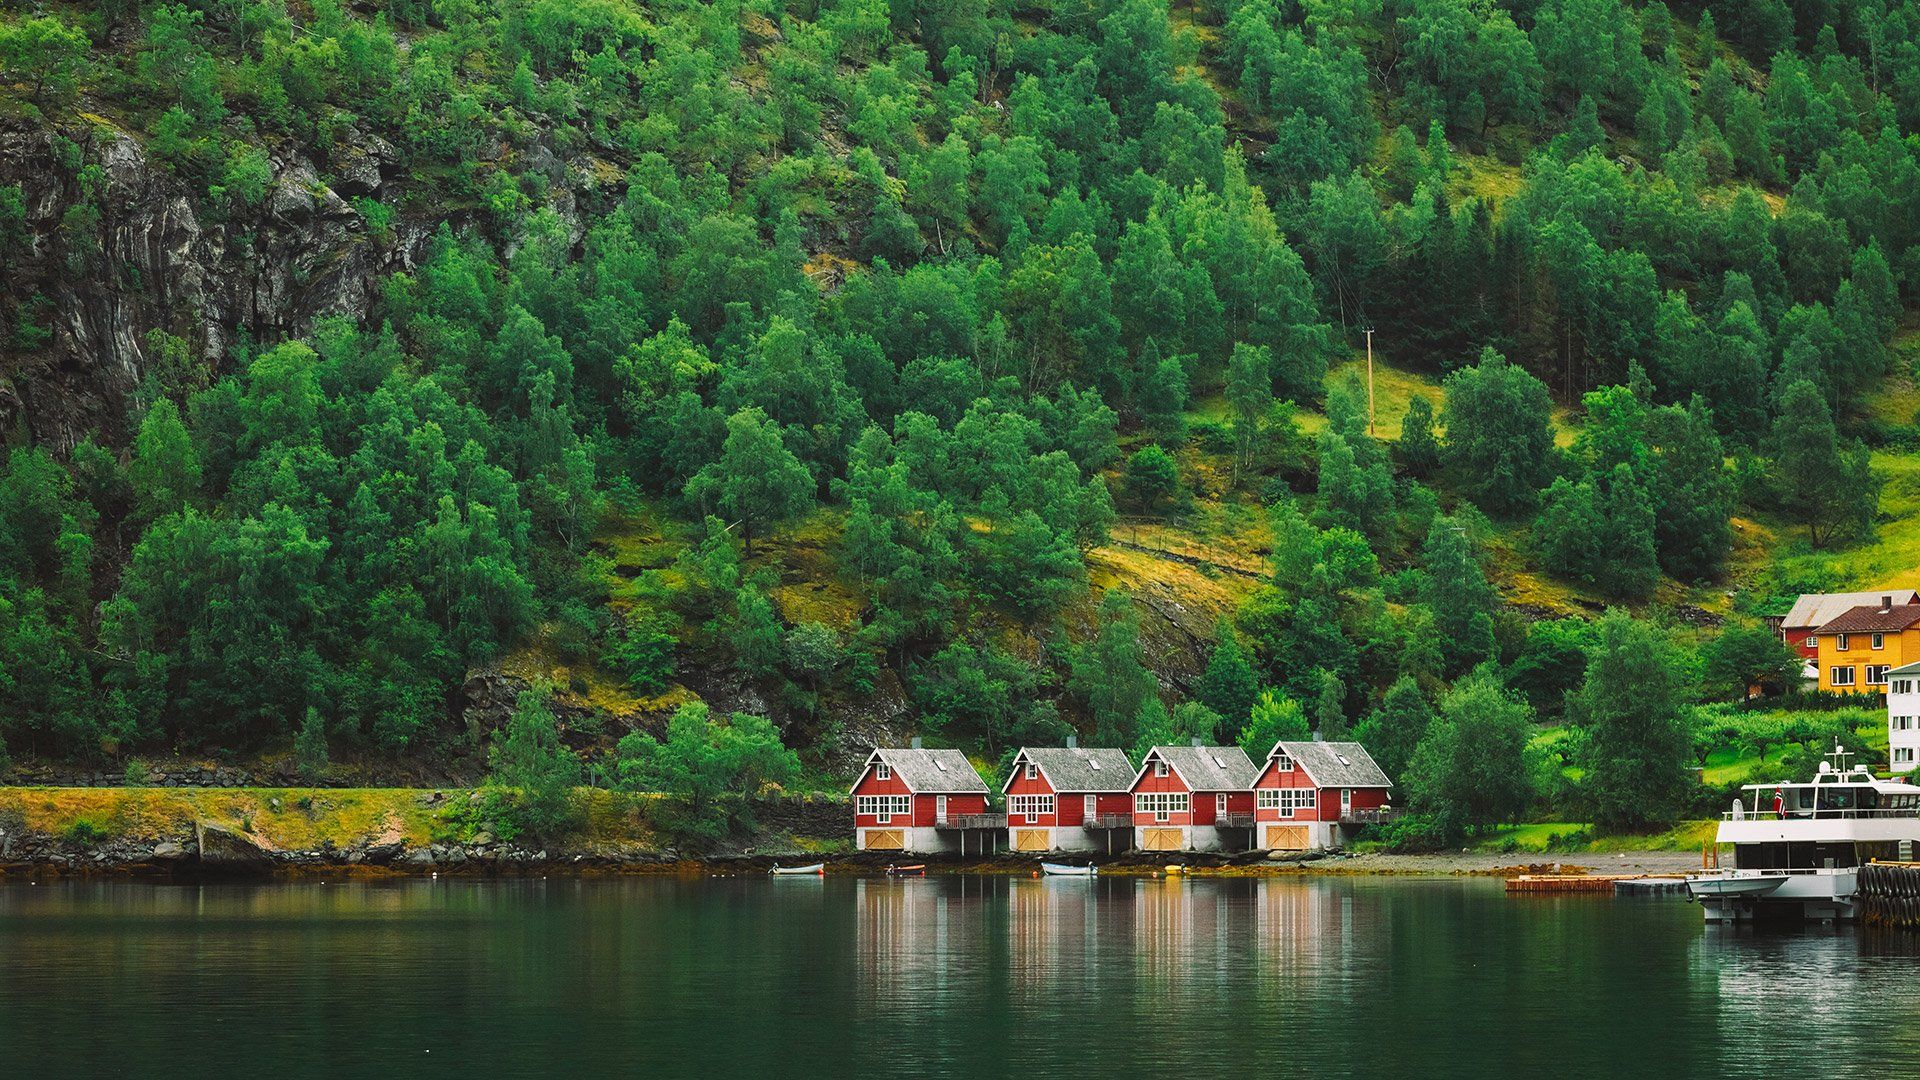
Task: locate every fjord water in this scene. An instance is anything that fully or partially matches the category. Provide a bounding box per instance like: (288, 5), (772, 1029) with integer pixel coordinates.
(2, 877), (1916, 1079)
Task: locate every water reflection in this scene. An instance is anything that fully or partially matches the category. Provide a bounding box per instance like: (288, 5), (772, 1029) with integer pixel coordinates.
(4, 877), (1920, 1079)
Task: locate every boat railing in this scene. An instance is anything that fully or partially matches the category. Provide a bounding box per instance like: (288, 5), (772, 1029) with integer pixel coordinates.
(1722, 808), (1920, 821)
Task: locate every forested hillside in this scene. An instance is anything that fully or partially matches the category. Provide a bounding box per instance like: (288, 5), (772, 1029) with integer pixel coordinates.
(1, 0), (1918, 829)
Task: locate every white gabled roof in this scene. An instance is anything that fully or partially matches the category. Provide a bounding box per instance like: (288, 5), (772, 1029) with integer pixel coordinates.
(1267, 741), (1392, 788)
(1001, 747), (1135, 794)
(851, 748), (988, 795)
(1130, 745), (1259, 792)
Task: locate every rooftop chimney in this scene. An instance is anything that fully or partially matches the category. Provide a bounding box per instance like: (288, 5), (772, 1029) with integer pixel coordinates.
(1066, 734), (1078, 749)
(1312, 728), (1325, 742)
(911, 736), (923, 750)
(1884, 595), (1895, 612)
(1191, 736), (1204, 747)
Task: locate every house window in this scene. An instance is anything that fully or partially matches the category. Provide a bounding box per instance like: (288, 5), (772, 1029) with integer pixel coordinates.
(1873, 633), (1886, 650)
(1893, 716), (1914, 732)
(1009, 794), (1054, 823)
(1832, 666), (1856, 687)
(1896, 680), (1915, 694)
(1154, 760), (1169, 778)
(1897, 748), (1916, 765)
(1805, 636), (1818, 648)
(875, 763), (890, 781)
(1136, 792), (1188, 822)
(1274, 753), (1294, 773)
(1867, 665), (1891, 686)
(857, 795), (911, 822)
(1260, 789), (1315, 817)
(1025, 763), (1037, 780)
(1256, 789), (1282, 810)
(1838, 634), (1851, 651)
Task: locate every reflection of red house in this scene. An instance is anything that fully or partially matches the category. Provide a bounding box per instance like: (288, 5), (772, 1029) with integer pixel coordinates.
(851, 747), (996, 854)
(1252, 740), (1392, 852)
(1002, 744), (1135, 853)
(1129, 743), (1258, 852)
(1780, 590), (1919, 660)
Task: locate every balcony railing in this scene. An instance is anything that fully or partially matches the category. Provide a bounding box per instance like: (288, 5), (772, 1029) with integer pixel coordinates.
(1215, 812), (1255, 829)
(1339, 808), (1401, 825)
(1083, 814), (1132, 830)
(936, 813), (1007, 830)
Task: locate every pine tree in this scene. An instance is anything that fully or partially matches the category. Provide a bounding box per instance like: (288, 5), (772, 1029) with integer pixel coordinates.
(1353, 677), (1433, 784)
(1770, 379), (1879, 547)
(1399, 395), (1439, 476)
(1197, 619), (1258, 732)
(1568, 611), (1690, 831)
(294, 705), (329, 782)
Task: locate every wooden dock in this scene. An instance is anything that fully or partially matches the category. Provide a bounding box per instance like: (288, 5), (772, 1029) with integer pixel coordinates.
(1506, 874), (1685, 895)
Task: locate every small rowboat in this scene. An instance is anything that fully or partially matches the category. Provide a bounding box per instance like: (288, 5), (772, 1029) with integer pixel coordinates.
(770, 863), (824, 876)
(1040, 862), (1096, 877)
(885, 864), (927, 876)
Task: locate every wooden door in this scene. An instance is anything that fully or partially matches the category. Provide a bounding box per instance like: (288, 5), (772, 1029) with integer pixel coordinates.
(864, 829), (905, 851)
(1015, 829), (1050, 852)
(1142, 827), (1184, 851)
(1264, 825), (1310, 851)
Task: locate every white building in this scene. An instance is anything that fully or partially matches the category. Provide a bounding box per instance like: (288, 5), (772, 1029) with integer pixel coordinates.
(1890, 661), (1920, 774)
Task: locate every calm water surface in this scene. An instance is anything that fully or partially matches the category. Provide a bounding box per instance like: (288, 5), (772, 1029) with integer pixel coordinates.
(2, 875), (1916, 1078)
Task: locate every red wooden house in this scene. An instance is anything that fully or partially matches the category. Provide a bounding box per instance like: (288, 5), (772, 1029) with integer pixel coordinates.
(1128, 743), (1259, 852)
(1002, 743), (1135, 853)
(1252, 740), (1393, 852)
(851, 746), (998, 854)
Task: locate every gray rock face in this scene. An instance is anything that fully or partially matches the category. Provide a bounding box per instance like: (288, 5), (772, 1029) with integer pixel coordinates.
(150, 841), (186, 860)
(194, 821), (271, 870)
(0, 117), (424, 449)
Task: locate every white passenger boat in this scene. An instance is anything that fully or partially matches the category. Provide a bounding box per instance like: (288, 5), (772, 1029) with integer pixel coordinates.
(1688, 744), (1920, 922)
(1040, 862), (1096, 877)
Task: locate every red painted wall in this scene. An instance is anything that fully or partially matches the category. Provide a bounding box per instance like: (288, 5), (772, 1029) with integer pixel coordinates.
(1784, 628), (1820, 659)
(1253, 757), (1321, 822)
(851, 766), (985, 827)
(1006, 768), (1059, 826)
(1130, 760), (1192, 825)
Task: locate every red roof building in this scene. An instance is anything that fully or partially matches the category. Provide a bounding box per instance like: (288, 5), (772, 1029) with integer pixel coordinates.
(1129, 743), (1259, 852)
(1001, 744), (1135, 853)
(1251, 740), (1393, 852)
(851, 747), (998, 854)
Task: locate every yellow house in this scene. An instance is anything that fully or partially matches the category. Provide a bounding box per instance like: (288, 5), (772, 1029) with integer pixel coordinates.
(1812, 602), (1920, 693)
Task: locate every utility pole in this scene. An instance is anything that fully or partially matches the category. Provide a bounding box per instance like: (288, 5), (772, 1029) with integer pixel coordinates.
(1363, 327), (1376, 437)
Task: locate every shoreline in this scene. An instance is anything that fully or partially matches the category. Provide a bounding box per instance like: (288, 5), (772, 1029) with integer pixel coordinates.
(0, 845), (1708, 882)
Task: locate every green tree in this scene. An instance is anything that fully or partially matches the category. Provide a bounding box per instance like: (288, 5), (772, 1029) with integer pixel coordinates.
(1071, 590), (1158, 748)
(1421, 516), (1496, 674)
(1123, 445), (1183, 515)
(1399, 395), (1439, 476)
(1237, 689), (1309, 759)
(1405, 672), (1535, 842)
(615, 702), (801, 846)
(128, 398), (200, 527)
(688, 407), (816, 556)
(1441, 349), (1556, 515)
(487, 687), (581, 838)
(1225, 342), (1273, 486)
(1197, 620), (1258, 733)
(294, 705), (329, 782)
(1769, 380), (1879, 547)
(1701, 624), (1805, 701)
(1352, 676), (1433, 784)
(1568, 611), (1690, 832)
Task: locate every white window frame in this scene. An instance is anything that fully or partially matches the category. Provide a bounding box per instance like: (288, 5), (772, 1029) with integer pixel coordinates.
(1832, 666), (1856, 687)
(1867, 665), (1891, 686)
(1805, 635), (1818, 648)
(1216, 793), (1229, 816)
(1136, 792), (1188, 822)
(1260, 789), (1315, 817)
(875, 763), (890, 781)
(1025, 762), (1038, 780)
(1873, 633), (1886, 650)
(1084, 794), (1097, 820)
(1274, 753), (1294, 773)
(858, 794), (912, 823)
(1256, 789), (1283, 810)
(1153, 760), (1169, 778)
(1838, 634), (1851, 652)
(1897, 748), (1916, 765)
(1341, 788), (1353, 814)
(1009, 794), (1054, 823)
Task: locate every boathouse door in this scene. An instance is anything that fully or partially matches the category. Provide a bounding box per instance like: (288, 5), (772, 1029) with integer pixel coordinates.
(1084, 795), (1097, 820)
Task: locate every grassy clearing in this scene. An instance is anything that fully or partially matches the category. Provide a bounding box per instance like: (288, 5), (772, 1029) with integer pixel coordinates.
(0, 786), (676, 850)
(1471, 819), (1716, 854)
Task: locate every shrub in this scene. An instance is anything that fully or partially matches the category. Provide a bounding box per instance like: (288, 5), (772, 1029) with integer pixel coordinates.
(487, 686), (582, 838)
(64, 818), (107, 845)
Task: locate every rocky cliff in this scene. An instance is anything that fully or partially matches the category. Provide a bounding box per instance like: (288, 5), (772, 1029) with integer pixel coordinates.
(0, 115), (421, 448)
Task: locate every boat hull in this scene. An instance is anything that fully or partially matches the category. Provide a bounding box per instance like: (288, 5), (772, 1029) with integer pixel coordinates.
(1691, 868), (1860, 922)
(1040, 863), (1095, 877)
